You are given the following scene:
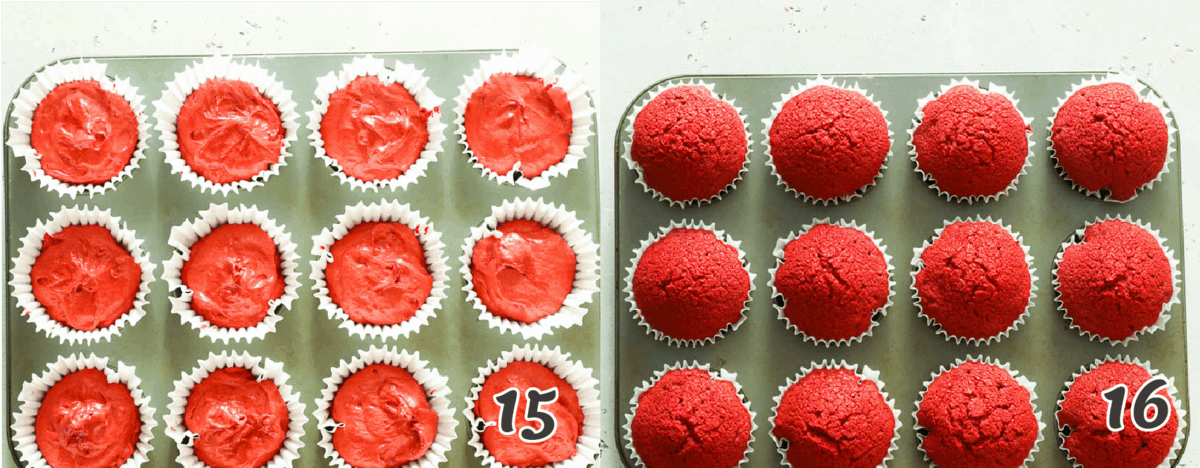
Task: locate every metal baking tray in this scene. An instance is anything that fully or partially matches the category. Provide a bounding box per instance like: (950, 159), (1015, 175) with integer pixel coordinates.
(4, 50), (599, 468)
(613, 73), (1187, 467)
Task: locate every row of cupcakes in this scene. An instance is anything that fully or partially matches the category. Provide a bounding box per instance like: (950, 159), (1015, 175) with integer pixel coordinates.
(10, 198), (599, 345)
(13, 344), (600, 468)
(623, 355), (1185, 468)
(6, 49), (593, 198)
(626, 216), (1180, 347)
(623, 75), (1175, 207)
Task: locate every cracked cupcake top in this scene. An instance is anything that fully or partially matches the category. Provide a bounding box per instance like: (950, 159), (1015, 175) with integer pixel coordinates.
(1057, 361), (1178, 468)
(631, 368), (752, 468)
(772, 367), (894, 468)
(916, 361), (1039, 468)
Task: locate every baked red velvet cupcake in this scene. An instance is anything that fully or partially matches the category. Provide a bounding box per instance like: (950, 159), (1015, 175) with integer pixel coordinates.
(626, 363), (754, 468)
(765, 79), (891, 204)
(771, 220), (893, 346)
(1054, 217), (1178, 344)
(626, 82), (750, 206)
(628, 221), (754, 346)
(915, 358), (1043, 468)
(912, 218), (1035, 345)
(1050, 76), (1173, 202)
(771, 362), (900, 468)
(910, 79), (1032, 202)
(1057, 357), (1184, 468)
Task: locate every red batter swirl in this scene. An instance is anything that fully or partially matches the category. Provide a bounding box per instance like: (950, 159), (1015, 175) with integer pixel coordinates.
(1057, 361), (1178, 468)
(331, 364), (439, 468)
(475, 361), (584, 467)
(35, 368), (142, 468)
(185, 367), (290, 468)
(181, 223), (284, 329)
(320, 75), (432, 182)
(31, 224), (142, 332)
(470, 220), (576, 324)
(630, 368), (752, 468)
(772, 367), (895, 468)
(916, 361), (1039, 468)
(327, 222), (432, 326)
(464, 73), (573, 179)
(177, 78), (285, 184)
(31, 80), (140, 185)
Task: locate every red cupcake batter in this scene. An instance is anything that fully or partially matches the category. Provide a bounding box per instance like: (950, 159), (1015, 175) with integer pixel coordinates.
(181, 223), (284, 329)
(177, 78), (285, 184)
(768, 85), (890, 200)
(320, 75), (431, 182)
(772, 368), (895, 468)
(35, 368), (142, 468)
(916, 361), (1039, 468)
(475, 361), (584, 467)
(912, 85), (1030, 199)
(631, 86), (747, 202)
(185, 367), (290, 468)
(471, 220), (576, 324)
(1058, 361), (1178, 468)
(327, 222), (432, 326)
(774, 224), (890, 342)
(914, 221), (1031, 340)
(31, 224), (142, 332)
(1057, 220), (1173, 342)
(631, 368), (752, 468)
(632, 228), (751, 342)
(31, 80), (139, 185)
(1051, 82), (1169, 201)
(331, 364), (439, 468)
(464, 73), (573, 179)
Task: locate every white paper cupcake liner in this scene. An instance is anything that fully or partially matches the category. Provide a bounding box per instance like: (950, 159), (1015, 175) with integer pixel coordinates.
(453, 48), (594, 190)
(769, 360), (901, 468)
(910, 216), (1037, 346)
(621, 79), (753, 208)
(623, 219), (756, 347)
(623, 361), (757, 468)
(12, 353), (157, 468)
(161, 203), (301, 344)
(1055, 355), (1187, 468)
(907, 78), (1035, 204)
(464, 344), (601, 468)
(306, 56), (447, 192)
(313, 345), (458, 468)
(166, 351), (307, 468)
(912, 355), (1046, 468)
(761, 76), (893, 205)
(768, 219), (895, 347)
(152, 55), (300, 195)
(6, 59), (151, 198)
(9, 205), (156, 345)
(310, 201), (450, 340)
(1048, 74), (1176, 203)
(1052, 215), (1181, 346)
(459, 198), (600, 340)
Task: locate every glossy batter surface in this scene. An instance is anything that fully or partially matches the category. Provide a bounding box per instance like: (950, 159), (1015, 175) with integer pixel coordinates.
(31, 80), (139, 185)
(177, 78), (284, 184)
(181, 223), (284, 329)
(471, 220), (576, 324)
(321, 75), (431, 182)
(331, 364), (439, 468)
(31, 224), (141, 332)
(35, 369), (142, 468)
(475, 361), (584, 467)
(184, 367), (289, 468)
(464, 73), (573, 179)
(327, 222), (432, 326)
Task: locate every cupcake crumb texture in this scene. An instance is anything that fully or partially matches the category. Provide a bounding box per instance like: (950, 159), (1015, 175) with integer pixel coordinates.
(1058, 361), (1178, 468)
(631, 368), (751, 468)
(772, 367), (894, 468)
(916, 361), (1039, 468)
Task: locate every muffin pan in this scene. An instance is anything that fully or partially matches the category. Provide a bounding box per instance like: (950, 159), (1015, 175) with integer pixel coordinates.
(3, 50), (599, 468)
(613, 73), (1187, 467)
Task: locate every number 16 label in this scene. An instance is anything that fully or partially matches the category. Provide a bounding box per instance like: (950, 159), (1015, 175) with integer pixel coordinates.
(1100, 376), (1172, 433)
(493, 387), (560, 443)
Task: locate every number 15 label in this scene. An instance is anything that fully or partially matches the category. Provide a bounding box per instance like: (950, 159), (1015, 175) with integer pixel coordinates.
(492, 387), (560, 443)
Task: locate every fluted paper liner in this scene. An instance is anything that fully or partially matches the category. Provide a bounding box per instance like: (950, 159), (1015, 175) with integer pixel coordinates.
(1052, 215), (1181, 345)
(314, 345), (458, 468)
(6, 59), (151, 198)
(166, 351), (307, 468)
(9, 205), (155, 345)
(453, 48), (594, 190)
(459, 198), (600, 340)
(624, 219), (756, 347)
(464, 344), (601, 468)
(153, 55), (300, 195)
(911, 216), (1037, 346)
(13, 353), (157, 468)
(162, 203), (301, 344)
(769, 360), (900, 468)
(621, 79), (752, 208)
(768, 219), (895, 347)
(762, 76), (893, 205)
(306, 55), (447, 192)
(1048, 73), (1177, 202)
(310, 201), (450, 340)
